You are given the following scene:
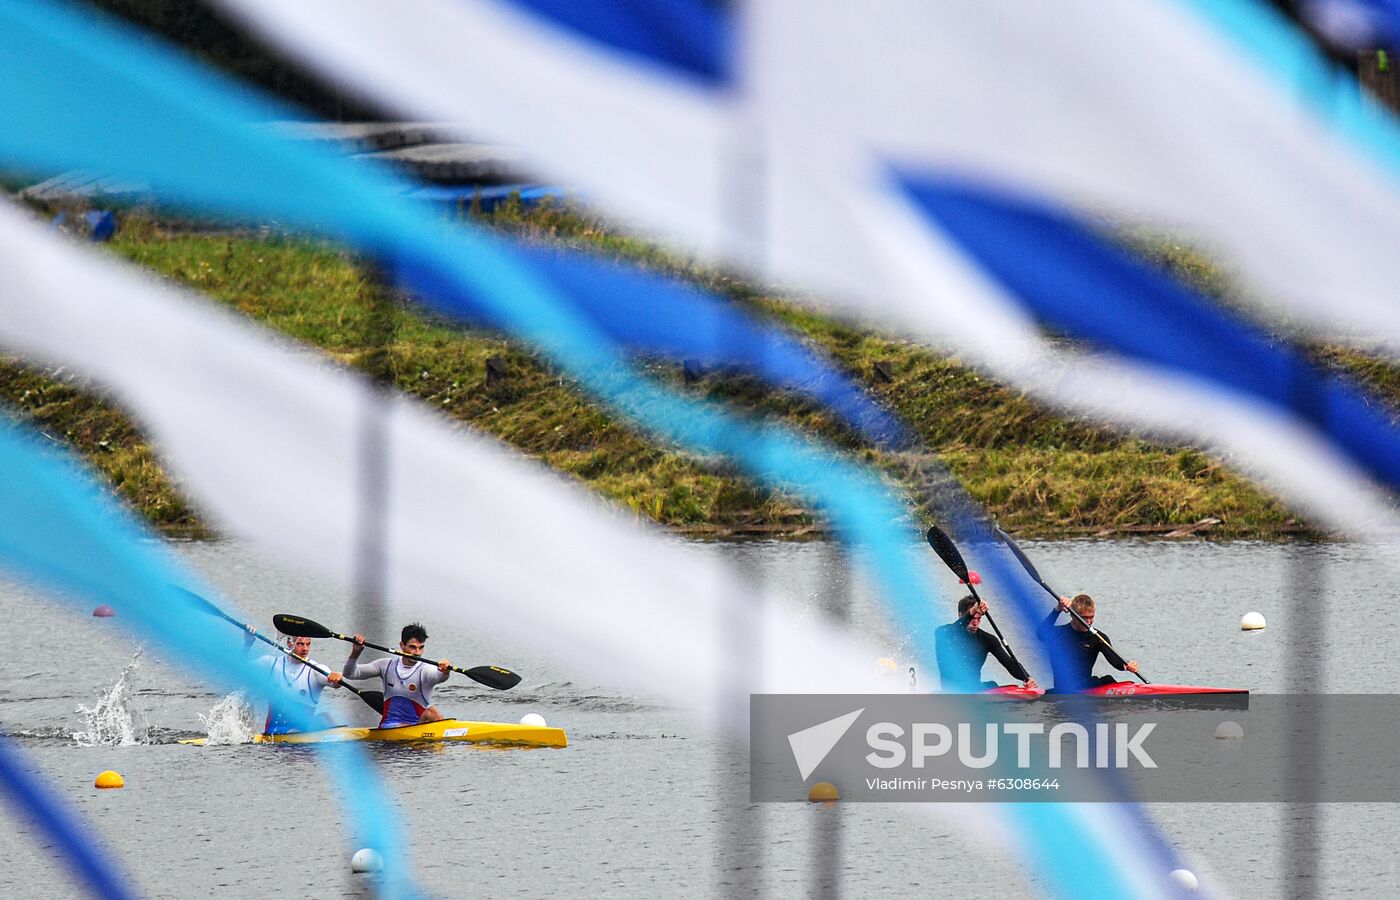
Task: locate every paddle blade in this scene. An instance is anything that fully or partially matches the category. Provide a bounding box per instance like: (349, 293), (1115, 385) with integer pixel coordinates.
(357, 690), (385, 715)
(177, 588), (276, 644)
(273, 614), (334, 639)
(925, 525), (970, 581)
(466, 665), (521, 691)
(179, 588), (246, 629)
(994, 527), (1045, 586)
(177, 587), (222, 617)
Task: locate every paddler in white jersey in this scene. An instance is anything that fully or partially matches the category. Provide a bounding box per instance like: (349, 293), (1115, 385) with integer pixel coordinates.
(243, 630), (345, 734)
(342, 622), (451, 728)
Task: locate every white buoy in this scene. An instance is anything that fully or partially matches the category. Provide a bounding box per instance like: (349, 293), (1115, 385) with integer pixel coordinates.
(1168, 868), (1199, 892)
(1214, 720), (1244, 740)
(351, 849), (383, 874)
(1240, 611), (1266, 631)
(520, 713), (547, 727)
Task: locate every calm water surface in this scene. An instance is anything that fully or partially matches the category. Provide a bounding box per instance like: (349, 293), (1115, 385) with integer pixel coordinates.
(0, 538), (1394, 897)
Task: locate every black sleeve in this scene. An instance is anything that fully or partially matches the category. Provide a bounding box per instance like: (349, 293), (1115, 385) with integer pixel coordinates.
(1096, 630), (1127, 670)
(933, 625), (955, 678)
(1036, 607), (1060, 642)
(982, 631), (1029, 683)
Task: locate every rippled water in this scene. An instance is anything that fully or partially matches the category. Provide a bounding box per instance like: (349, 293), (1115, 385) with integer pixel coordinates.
(0, 538), (1396, 897)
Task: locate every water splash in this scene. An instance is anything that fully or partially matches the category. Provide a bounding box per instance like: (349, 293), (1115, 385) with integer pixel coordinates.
(73, 649), (149, 746)
(198, 692), (257, 745)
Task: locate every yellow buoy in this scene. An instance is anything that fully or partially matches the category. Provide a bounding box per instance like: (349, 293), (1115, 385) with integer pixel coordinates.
(807, 781), (839, 803)
(94, 770), (125, 789)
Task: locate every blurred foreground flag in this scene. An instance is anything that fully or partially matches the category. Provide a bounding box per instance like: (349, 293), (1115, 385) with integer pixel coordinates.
(212, 0), (1400, 541)
(217, 0), (1400, 345)
(1267, 0), (1400, 55)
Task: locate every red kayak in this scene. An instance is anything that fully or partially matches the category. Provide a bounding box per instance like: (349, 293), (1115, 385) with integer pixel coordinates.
(983, 681), (1248, 700)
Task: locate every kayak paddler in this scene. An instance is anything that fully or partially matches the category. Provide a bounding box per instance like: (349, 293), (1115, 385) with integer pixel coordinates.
(934, 596), (1038, 692)
(1037, 593), (1140, 692)
(342, 622), (451, 728)
(242, 628), (345, 734)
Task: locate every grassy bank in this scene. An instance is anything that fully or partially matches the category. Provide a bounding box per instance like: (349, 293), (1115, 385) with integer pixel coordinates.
(4, 201), (1375, 540)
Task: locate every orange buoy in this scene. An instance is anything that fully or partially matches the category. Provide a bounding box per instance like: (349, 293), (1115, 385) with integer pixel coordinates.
(94, 770), (124, 789)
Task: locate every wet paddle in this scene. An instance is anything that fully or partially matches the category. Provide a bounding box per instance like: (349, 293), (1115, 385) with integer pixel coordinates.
(273, 614), (522, 690)
(181, 590), (386, 712)
(992, 526), (1149, 684)
(924, 526), (1031, 683)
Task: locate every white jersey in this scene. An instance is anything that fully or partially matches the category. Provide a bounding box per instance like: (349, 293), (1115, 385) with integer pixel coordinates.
(257, 653), (331, 705)
(343, 654), (446, 727)
(255, 653), (332, 734)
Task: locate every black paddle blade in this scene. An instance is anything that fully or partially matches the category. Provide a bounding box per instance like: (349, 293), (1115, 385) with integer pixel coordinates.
(178, 588), (277, 644)
(924, 525), (970, 581)
(357, 690), (385, 715)
(466, 665), (521, 691)
(178, 588), (247, 628)
(994, 527), (1046, 586)
(273, 614), (333, 639)
(178, 587), (221, 617)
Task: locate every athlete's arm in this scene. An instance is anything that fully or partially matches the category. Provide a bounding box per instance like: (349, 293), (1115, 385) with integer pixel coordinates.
(341, 633), (366, 676)
(1092, 630), (1132, 672)
(304, 664), (333, 690)
(341, 653), (384, 681)
(983, 631), (1030, 683)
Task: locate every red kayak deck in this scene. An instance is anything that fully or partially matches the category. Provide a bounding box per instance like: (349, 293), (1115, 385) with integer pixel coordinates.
(982, 681), (1248, 700)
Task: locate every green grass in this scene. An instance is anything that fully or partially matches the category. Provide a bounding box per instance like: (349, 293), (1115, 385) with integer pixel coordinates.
(0, 202), (1358, 539)
(0, 361), (209, 536)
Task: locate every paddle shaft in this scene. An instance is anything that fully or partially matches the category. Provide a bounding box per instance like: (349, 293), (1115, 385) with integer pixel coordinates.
(959, 581), (1030, 683)
(272, 614), (521, 690)
(261, 645), (383, 709)
(994, 528), (1149, 684)
(185, 591), (385, 710)
(337, 633), (468, 678)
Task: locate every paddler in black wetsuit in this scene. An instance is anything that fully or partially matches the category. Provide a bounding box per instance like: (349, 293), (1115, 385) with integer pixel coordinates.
(935, 596), (1038, 692)
(1037, 593), (1140, 692)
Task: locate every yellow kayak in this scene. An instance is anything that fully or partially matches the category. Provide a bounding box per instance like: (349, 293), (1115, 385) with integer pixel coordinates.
(180, 718), (567, 748)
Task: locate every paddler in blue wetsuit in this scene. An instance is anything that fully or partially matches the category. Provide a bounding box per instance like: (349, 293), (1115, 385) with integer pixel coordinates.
(243, 630), (345, 734)
(934, 596), (1038, 692)
(1037, 593), (1140, 691)
(342, 622), (451, 728)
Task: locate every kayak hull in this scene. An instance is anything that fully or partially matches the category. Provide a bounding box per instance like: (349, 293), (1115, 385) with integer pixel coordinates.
(982, 681), (1248, 701)
(182, 718), (567, 748)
